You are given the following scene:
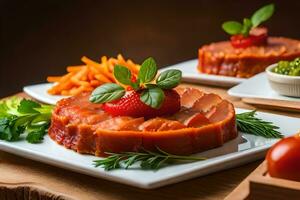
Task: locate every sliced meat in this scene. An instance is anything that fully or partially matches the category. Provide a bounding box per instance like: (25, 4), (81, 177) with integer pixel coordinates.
(198, 37), (300, 78)
(192, 93), (222, 113)
(178, 88), (204, 108)
(48, 88), (237, 155)
(140, 118), (186, 131)
(184, 113), (210, 127)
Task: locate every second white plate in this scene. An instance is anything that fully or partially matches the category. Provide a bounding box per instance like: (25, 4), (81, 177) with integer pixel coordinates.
(24, 83), (64, 105)
(160, 59), (245, 87)
(228, 72), (300, 102)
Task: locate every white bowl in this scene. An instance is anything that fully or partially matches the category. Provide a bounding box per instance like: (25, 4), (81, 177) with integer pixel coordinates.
(266, 64), (300, 97)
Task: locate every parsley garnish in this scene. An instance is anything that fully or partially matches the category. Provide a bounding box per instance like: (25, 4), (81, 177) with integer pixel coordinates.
(0, 98), (53, 143)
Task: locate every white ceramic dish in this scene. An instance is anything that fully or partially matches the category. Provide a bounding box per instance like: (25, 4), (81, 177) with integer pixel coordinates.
(266, 64), (300, 97)
(24, 59), (246, 105)
(24, 83), (65, 105)
(228, 72), (300, 102)
(0, 108), (299, 189)
(160, 59), (245, 87)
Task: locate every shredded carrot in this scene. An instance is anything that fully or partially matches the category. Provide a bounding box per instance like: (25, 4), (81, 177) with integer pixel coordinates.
(47, 54), (140, 95)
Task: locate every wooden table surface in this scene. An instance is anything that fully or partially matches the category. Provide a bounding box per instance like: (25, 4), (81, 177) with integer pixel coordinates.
(0, 83), (299, 200)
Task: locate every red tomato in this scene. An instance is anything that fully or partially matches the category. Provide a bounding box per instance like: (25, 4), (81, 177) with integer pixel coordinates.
(230, 27), (268, 48)
(266, 134), (300, 182)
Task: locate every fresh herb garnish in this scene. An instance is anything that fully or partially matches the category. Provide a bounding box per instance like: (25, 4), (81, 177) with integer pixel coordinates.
(140, 87), (165, 109)
(156, 69), (182, 89)
(89, 83), (125, 104)
(93, 147), (206, 171)
(89, 57), (182, 109)
(236, 110), (283, 138)
(0, 98), (53, 143)
(222, 3), (275, 36)
(138, 57), (158, 83)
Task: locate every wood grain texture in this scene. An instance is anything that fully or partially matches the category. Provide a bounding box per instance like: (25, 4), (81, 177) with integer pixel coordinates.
(225, 161), (300, 200)
(0, 83), (299, 200)
(242, 98), (300, 113)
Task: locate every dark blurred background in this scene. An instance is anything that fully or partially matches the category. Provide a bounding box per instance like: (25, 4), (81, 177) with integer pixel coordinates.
(1, 0), (300, 97)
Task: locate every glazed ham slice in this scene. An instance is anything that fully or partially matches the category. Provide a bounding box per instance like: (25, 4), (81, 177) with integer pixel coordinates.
(48, 88), (237, 155)
(198, 37), (300, 78)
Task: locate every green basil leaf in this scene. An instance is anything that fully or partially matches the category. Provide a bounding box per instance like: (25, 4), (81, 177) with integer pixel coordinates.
(138, 57), (157, 83)
(114, 65), (132, 85)
(222, 21), (243, 35)
(140, 87), (165, 109)
(156, 69), (182, 89)
(241, 18), (253, 36)
(89, 83), (125, 103)
(251, 4), (275, 27)
(145, 83), (157, 89)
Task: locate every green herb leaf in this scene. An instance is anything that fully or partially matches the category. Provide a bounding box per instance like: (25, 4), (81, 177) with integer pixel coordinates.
(93, 147), (206, 171)
(0, 98), (53, 143)
(145, 83), (157, 89)
(0, 117), (16, 141)
(140, 87), (165, 109)
(222, 21), (243, 35)
(26, 125), (47, 143)
(89, 83), (125, 103)
(138, 57), (157, 83)
(33, 105), (53, 114)
(18, 99), (41, 114)
(236, 110), (283, 138)
(156, 69), (182, 89)
(0, 97), (21, 117)
(251, 3), (275, 27)
(113, 65), (132, 85)
(241, 18), (252, 36)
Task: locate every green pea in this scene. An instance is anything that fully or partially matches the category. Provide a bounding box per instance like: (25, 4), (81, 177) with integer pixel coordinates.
(273, 57), (300, 76)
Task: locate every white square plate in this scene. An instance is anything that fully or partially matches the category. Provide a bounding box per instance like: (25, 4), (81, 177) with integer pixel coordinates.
(160, 59), (245, 87)
(23, 59), (246, 105)
(0, 109), (299, 189)
(24, 83), (63, 105)
(228, 72), (300, 102)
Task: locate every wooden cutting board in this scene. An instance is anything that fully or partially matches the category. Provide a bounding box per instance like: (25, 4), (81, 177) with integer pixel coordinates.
(225, 161), (300, 200)
(242, 98), (300, 113)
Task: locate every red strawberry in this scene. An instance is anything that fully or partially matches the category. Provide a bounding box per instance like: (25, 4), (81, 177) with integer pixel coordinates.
(230, 27), (268, 48)
(126, 75), (137, 91)
(102, 89), (180, 118)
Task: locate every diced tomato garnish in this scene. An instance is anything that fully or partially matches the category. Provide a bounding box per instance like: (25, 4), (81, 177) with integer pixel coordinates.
(230, 27), (268, 48)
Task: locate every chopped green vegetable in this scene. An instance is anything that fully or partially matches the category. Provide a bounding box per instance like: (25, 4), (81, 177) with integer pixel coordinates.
(272, 57), (300, 76)
(0, 98), (53, 143)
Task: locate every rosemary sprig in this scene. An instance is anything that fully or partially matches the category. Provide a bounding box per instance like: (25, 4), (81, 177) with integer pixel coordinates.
(236, 110), (283, 138)
(93, 147), (206, 171)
